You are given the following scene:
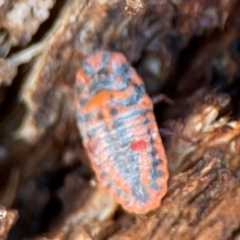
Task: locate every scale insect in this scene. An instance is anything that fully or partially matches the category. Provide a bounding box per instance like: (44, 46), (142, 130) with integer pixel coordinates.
(74, 51), (169, 214)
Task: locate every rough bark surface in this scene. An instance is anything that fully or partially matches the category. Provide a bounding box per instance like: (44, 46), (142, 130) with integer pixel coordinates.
(0, 0), (240, 239)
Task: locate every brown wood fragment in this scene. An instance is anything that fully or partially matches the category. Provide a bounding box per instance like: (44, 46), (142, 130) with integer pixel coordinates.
(110, 155), (240, 240)
(166, 91), (240, 175)
(0, 0), (56, 46)
(0, 208), (18, 239)
(125, 0), (144, 16)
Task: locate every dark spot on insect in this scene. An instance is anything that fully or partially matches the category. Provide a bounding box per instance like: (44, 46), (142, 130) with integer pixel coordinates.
(131, 185), (149, 202)
(133, 83), (146, 95)
(121, 93), (139, 106)
(79, 98), (88, 106)
(113, 110), (139, 130)
(87, 127), (97, 138)
(150, 157), (163, 190)
(149, 132), (154, 145)
(77, 112), (94, 123)
(97, 68), (108, 75)
(110, 108), (118, 116)
(82, 61), (96, 76)
(151, 148), (157, 157)
(115, 188), (123, 198)
(152, 167), (162, 179)
(98, 113), (104, 120)
(144, 119), (149, 125)
(150, 180), (161, 190)
(122, 85), (145, 106)
(152, 158), (161, 169)
(100, 171), (107, 180)
(114, 63), (130, 80)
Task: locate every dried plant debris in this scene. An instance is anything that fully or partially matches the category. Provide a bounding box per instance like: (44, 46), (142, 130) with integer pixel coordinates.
(172, 28), (240, 96)
(0, 207), (18, 240)
(0, 28), (11, 57)
(125, 0), (144, 16)
(110, 156), (240, 240)
(170, 0), (235, 34)
(54, 183), (118, 240)
(0, 42), (47, 86)
(166, 90), (240, 176)
(0, 58), (17, 86)
(0, 0), (56, 46)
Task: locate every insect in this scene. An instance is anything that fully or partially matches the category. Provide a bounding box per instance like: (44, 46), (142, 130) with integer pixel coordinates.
(75, 51), (169, 214)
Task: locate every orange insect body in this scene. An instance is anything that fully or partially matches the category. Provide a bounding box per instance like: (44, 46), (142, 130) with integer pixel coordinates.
(75, 51), (169, 214)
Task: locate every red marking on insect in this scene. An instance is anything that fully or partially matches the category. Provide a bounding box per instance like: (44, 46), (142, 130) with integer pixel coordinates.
(131, 140), (147, 152)
(74, 51), (169, 214)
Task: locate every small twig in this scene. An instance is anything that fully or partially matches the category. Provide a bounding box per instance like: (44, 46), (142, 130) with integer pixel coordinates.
(9, 41), (47, 66)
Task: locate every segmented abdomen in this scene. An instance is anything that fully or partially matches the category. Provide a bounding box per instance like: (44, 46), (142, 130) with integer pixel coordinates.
(75, 51), (169, 214)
